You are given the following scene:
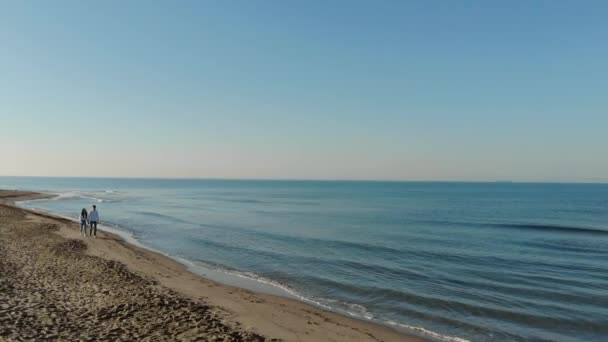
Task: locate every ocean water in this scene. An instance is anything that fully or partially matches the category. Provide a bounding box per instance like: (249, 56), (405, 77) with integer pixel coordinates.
(1, 177), (607, 342)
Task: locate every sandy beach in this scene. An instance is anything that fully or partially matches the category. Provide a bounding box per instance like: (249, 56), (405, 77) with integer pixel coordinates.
(0, 190), (422, 341)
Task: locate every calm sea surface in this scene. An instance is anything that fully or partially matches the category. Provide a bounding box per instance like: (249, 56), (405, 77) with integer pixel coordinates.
(1, 177), (607, 341)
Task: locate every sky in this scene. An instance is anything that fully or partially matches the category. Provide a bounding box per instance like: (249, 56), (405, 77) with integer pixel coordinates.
(1, 1), (607, 182)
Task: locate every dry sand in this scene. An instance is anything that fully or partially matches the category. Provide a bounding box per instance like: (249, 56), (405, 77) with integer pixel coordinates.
(0, 190), (423, 341)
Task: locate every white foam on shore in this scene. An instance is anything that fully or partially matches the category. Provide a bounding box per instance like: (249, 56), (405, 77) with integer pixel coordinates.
(15, 196), (469, 342)
(44, 190), (117, 203)
(386, 321), (470, 342)
(49, 192), (80, 200)
(176, 258), (339, 312)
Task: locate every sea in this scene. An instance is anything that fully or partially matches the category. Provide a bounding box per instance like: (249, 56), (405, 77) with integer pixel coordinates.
(1, 177), (606, 342)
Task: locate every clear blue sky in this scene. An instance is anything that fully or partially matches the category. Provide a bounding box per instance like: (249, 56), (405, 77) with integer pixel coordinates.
(1, 1), (607, 181)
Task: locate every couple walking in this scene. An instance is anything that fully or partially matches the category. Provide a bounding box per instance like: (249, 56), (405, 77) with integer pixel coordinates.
(79, 205), (100, 237)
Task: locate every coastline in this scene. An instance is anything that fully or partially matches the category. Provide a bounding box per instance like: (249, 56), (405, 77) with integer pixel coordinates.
(1, 190), (426, 342)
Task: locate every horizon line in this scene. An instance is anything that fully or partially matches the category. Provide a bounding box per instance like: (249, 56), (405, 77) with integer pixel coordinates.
(0, 175), (606, 185)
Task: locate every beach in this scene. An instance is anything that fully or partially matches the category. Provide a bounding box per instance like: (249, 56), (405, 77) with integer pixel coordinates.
(0, 190), (421, 341)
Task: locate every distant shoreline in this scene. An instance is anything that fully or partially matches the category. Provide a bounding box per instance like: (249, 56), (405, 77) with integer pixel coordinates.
(1, 189), (426, 342)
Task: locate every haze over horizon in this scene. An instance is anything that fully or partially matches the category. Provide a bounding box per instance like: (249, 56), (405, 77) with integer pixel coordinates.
(1, 1), (607, 182)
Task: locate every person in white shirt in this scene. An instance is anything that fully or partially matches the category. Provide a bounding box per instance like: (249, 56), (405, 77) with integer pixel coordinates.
(89, 205), (99, 238)
(79, 208), (88, 236)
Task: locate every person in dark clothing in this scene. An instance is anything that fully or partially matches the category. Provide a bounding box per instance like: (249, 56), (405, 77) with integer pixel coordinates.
(79, 208), (88, 236)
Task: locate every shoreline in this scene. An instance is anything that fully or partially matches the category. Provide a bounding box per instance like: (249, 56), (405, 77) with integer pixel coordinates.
(1, 190), (428, 342)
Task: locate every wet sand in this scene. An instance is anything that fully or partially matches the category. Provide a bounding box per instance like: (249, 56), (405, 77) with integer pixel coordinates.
(0, 190), (422, 341)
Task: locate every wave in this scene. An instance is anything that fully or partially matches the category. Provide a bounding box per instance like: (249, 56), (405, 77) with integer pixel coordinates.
(50, 191), (81, 200)
(49, 191), (119, 203)
(174, 240), (608, 331)
(191, 223), (608, 286)
(196, 222), (408, 256)
(187, 236), (418, 282)
(196, 196), (270, 204)
(195, 226), (608, 281)
(420, 219), (608, 236)
(209, 264), (608, 335)
(561, 207), (606, 215)
(202, 196), (320, 206)
(225, 198), (266, 204)
(387, 321), (470, 342)
(522, 239), (608, 255)
(487, 223), (608, 235)
(442, 271), (608, 310)
(133, 211), (195, 225)
(192, 224), (603, 279)
(195, 221), (608, 278)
